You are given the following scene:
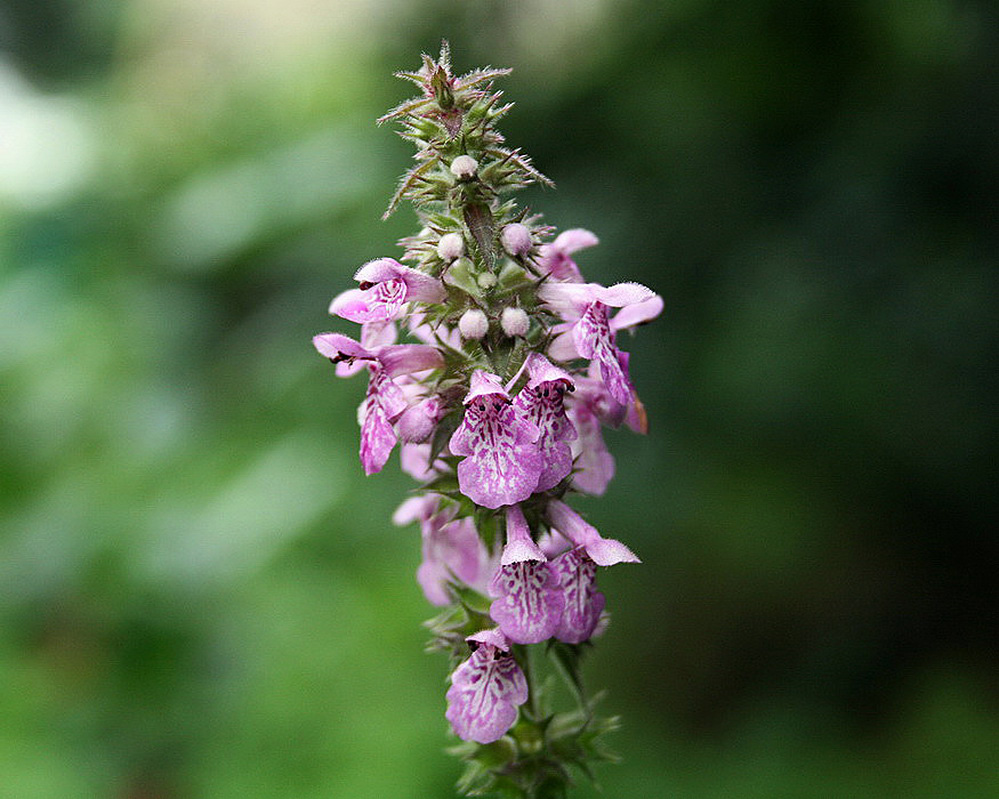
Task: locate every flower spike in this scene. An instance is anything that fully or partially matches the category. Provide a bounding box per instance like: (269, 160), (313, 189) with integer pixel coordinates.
(312, 47), (661, 794)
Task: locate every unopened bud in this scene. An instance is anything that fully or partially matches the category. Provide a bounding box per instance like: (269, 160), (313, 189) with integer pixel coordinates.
(436, 233), (465, 262)
(501, 223), (532, 257)
(477, 272), (497, 290)
(449, 155), (478, 180)
(458, 309), (489, 340)
(501, 307), (530, 337)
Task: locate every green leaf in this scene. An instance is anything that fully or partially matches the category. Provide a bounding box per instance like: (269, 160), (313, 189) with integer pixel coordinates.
(444, 257), (484, 299)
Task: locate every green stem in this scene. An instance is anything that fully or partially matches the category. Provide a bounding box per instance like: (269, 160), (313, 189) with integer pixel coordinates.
(515, 644), (542, 722)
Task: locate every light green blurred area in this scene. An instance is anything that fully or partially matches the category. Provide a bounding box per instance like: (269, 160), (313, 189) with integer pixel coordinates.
(1, 0), (996, 796)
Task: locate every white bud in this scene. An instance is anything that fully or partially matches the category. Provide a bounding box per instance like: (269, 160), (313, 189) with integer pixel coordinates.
(500, 223), (532, 257)
(449, 155), (478, 180)
(458, 309), (489, 340)
(436, 232), (465, 262)
(477, 272), (497, 290)
(501, 307), (530, 337)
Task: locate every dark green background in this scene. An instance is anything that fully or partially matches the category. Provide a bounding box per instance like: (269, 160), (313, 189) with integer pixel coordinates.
(1, 1), (995, 796)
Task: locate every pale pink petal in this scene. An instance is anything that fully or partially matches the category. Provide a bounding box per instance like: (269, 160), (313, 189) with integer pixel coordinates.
(523, 352), (574, 389)
(537, 529), (572, 560)
(552, 228), (599, 254)
(399, 270), (447, 304)
(611, 294), (664, 331)
(360, 319), (398, 348)
(584, 536), (640, 567)
(353, 259), (446, 304)
(500, 505), (545, 565)
(537, 244), (583, 282)
(416, 559), (452, 606)
(547, 500), (640, 566)
(591, 281), (657, 308)
(326, 324), (396, 377)
(353, 257), (406, 284)
(392, 495), (435, 526)
(463, 370), (509, 404)
(578, 370), (628, 428)
(537, 282), (593, 319)
(377, 344), (444, 377)
(312, 332), (373, 361)
(547, 329), (580, 361)
(327, 287), (365, 317)
(466, 628), (510, 651)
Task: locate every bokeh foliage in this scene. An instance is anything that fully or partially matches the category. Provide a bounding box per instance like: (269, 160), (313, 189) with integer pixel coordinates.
(1, 0), (996, 796)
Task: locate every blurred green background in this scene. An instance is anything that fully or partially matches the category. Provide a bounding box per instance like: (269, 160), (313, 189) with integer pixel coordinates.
(1, 0), (996, 796)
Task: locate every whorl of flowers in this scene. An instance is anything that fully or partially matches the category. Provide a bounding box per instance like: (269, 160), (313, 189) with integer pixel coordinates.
(313, 44), (661, 797)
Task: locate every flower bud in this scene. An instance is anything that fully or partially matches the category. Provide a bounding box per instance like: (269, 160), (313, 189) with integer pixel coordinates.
(449, 155), (478, 180)
(458, 309), (489, 340)
(500, 307), (530, 337)
(477, 272), (497, 290)
(500, 223), (532, 257)
(436, 233), (465, 262)
(397, 397), (442, 443)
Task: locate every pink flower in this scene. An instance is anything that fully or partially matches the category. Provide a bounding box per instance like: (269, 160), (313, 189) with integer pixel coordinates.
(537, 228), (599, 282)
(549, 548), (604, 644)
(313, 333), (444, 474)
(329, 258), (446, 324)
(540, 281), (663, 407)
(512, 353), (577, 492)
(546, 500), (639, 643)
(488, 506), (565, 644)
(449, 371), (544, 509)
(393, 495), (495, 606)
(445, 629), (528, 744)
